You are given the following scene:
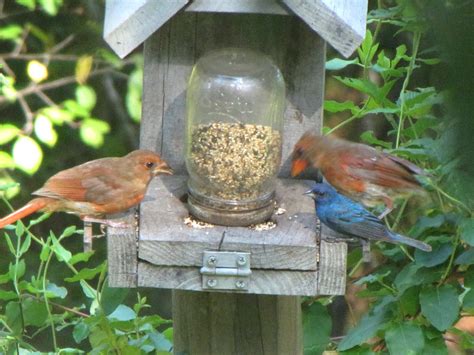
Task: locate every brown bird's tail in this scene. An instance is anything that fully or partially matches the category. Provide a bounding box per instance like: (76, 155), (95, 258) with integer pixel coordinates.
(0, 198), (49, 229)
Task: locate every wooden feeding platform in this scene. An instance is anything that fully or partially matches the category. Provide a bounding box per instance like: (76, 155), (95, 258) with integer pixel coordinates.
(108, 176), (347, 295)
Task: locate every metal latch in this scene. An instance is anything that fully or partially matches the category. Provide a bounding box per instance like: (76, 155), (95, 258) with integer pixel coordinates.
(200, 251), (251, 291)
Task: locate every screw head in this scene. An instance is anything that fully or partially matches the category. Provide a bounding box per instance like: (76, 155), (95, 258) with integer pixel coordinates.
(235, 280), (246, 289)
(237, 256), (247, 266)
(207, 279), (217, 288)
(207, 256), (217, 266)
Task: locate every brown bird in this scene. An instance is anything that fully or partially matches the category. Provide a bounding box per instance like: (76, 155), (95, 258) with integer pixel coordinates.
(291, 132), (427, 218)
(0, 150), (173, 228)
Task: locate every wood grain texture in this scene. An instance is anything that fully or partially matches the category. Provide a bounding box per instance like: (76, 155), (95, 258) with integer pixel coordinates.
(139, 176), (319, 271)
(138, 262), (318, 296)
(185, 0), (289, 14)
(103, 0), (188, 58)
(107, 211), (138, 287)
(140, 12), (325, 175)
(317, 235), (347, 295)
(282, 0), (368, 57)
(173, 291), (302, 355)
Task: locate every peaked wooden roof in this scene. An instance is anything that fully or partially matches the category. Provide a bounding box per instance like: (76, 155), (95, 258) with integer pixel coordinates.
(104, 0), (367, 58)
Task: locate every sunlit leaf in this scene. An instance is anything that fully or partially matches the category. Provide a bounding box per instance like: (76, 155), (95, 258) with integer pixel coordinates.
(0, 24), (23, 41)
(75, 55), (93, 84)
(325, 58), (359, 70)
(27, 60), (48, 83)
(0, 124), (20, 145)
(76, 85), (96, 111)
(324, 100), (358, 113)
(73, 321), (90, 343)
(79, 118), (110, 148)
(34, 114), (57, 147)
(39, 0), (63, 16)
(0, 152), (15, 169)
(16, 0), (36, 10)
(46, 282), (67, 299)
(12, 136), (43, 175)
(63, 99), (90, 118)
(126, 67), (143, 122)
(40, 107), (74, 125)
(108, 305), (136, 321)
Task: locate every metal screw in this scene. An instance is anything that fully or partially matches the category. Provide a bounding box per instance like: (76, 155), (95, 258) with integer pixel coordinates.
(207, 279), (217, 288)
(237, 256), (247, 266)
(235, 280), (246, 289)
(207, 256), (217, 266)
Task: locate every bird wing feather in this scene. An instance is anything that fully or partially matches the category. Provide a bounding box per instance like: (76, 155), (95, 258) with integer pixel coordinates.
(33, 164), (128, 205)
(339, 148), (422, 189)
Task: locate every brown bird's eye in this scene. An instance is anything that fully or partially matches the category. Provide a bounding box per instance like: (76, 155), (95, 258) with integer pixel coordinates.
(145, 162), (155, 169)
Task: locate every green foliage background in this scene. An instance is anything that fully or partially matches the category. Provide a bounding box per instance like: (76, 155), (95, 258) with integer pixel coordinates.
(0, 0), (473, 354)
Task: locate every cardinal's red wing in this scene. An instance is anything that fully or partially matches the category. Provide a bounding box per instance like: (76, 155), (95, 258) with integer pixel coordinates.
(339, 149), (421, 189)
(33, 164), (126, 205)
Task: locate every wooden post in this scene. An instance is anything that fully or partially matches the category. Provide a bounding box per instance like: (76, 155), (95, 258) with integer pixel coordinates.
(173, 291), (302, 355)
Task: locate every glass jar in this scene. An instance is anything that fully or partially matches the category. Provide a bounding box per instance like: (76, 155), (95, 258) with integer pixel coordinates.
(185, 48), (285, 226)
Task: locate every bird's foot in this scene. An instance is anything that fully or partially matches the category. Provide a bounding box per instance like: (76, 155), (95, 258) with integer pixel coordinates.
(323, 235), (358, 244)
(82, 217), (132, 229)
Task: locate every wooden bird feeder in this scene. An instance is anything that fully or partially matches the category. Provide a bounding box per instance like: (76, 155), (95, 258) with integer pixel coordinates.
(104, 1), (367, 353)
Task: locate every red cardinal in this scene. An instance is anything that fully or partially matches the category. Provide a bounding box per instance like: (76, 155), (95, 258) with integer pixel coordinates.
(291, 132), (427, 218)
(0, 150), (173, 228)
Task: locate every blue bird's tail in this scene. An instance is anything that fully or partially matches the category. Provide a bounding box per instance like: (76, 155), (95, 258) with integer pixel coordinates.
(388, 232), (432, 252)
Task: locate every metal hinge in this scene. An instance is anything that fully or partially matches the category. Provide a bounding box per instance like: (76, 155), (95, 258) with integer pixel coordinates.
(200, 251), (251, 291)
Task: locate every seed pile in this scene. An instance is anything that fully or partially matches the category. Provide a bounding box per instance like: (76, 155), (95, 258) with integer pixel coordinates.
(189, 122), (281, 200)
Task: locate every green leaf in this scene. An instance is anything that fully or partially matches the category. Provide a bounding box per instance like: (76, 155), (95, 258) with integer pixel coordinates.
(420, 285), (459, 331)
(415, 243), (453, 267)
(357, 30), (379, 66)
(0, 124), (20, 144)
(69, 251), (94, 265)
(16, 0), (36, 10)
(149, 331), (173, 352)
(9, 260), (25, 280)
(108, 305), (136, 321)
(462, 288), (474, 312)
(60, 225), (77, 238)
(0, 151), (15, 169)
(76, 85), (97, 111)
(455, 248), (474, 265)
(19, 233), (31, 256)
(303, 302), (332, 354)
(421, 335), (448, 355)
(324, 100), (358, 113)
(63, 99), (90, 118)
(385, 323), (424, 355)
(50, 232), (72, 262)
(398, 286), (420, 317)
(23, 297), (48, 326)
(65, 265), (104, 282)
(460, 218), (474, 246)
(73, 321), (90, 343)
(0, 25), (23, 41)
(338, 297), (394, 351)
(79, 118), (110, 148)
(34, 114), (58, 147)
(41, 106), (74, 125)
(126, 66), (143, 122)
(101, 283), (129, 316)
(12, 136), (43, 175)
(325, 58), (358, 70)
(334, 76), (385, 104)
(0, 290), (17, 300)
(5, 301), (22, 335)
(360, 131), (392, 149)
(39, 0), (63, 15)
(45, 282), (67, 298)
(80, 280), (96, 299)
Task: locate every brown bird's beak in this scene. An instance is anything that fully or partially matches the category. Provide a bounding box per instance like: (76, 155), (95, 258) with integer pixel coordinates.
(153, 162), (173, 175)
(291, 158), (308, 177)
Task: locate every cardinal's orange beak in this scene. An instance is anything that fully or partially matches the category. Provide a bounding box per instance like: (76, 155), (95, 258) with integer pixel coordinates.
(291, 159), (308, 177)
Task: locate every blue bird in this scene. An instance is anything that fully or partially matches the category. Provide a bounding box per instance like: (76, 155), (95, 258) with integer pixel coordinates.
(304, 183), (432, 252)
